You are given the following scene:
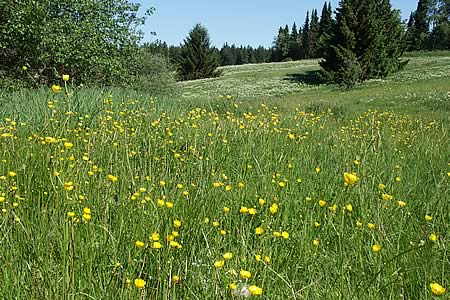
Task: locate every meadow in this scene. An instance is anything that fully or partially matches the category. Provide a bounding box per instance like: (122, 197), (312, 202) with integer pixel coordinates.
(0, 53), (449, 299)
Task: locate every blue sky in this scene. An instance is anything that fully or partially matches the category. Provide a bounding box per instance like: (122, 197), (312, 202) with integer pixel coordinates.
(137, 0), (417, 48)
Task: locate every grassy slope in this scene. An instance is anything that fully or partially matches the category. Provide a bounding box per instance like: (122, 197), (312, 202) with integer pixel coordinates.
(178, 53), (450, 119)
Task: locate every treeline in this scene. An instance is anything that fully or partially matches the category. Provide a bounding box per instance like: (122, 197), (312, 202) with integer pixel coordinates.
(405, 0), (450, 51)
(272, 2), (333, 62)
(143, 41), (272, 67)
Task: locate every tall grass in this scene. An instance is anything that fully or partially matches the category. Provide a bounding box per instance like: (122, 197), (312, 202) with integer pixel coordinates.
(0, 82), (448, 299)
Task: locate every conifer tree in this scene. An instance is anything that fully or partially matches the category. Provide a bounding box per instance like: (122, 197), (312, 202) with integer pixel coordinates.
(220, 43), (236, 66)
(320, 0), (406, 86)
(306, 9), (320, 58)
(288, 22), (302, 60)
(411, 0), (432, 50)
(273, 25), (290, 61)
(319, 2), (334, 38)
(177, 24), (221, 80)
(302, 11), (310, 58)
(430, 0), (450, 49)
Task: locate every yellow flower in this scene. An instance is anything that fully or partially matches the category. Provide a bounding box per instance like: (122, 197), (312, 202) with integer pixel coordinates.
(223, 252), (233, 260)
(313, 239), (320, 246)
(281, 231), (289, 239)
(8, 171), (16, 177)
(171, 275), (180, 284)
(249, 285), (263, 296)
(344, 172), (359, 185)
(22, 65), (28, 71)
(228, 283), (237, 290)
(425, 215), (433, 221)
(223, 207), (230, 213)
(51, 85), (62, 93)
(64, 182), (74, 191)
(372, 244), (381, 252)
(428, 233), (438, 242)
(83, 207), (91, 214)
(240, 206), (249, 214)
(62, 74), (70, 82)
(239, 270), (251, 279)
(64, 142), (73, 150)
(378, 183), (386, 190)
(82, 213), (91, 222)
(273, 231), (281, 238)
(255, 227), (264, 235)
(67, 211), (75, 218)
(356, 221), (363, 227)
(134, 278), (146, 289)
(345, 203), (353, 212)
(319, 199), (327, 207)
(212, 221), (220, 227)
(430, 283), (446, 296)
(368, 223), (376, 230)
(278, 181), (286, 188)
(315, 167), (321, 173)
(107, 174), (118, 182)
(397, 200), (407, 207)
(151, 232), (160, 241)
(314, 222), (320, 228)
(270, 203), (279, 214)
(248, 208), (257, 215)
(258, 198), (266, 206)
(382, 193), (393, 201)
(151, 241), (162, 249)
(214, 260), (225, 268)
(173, 219), (182, 228)
(395, 176), (401, 182)
(135, 240), (145, 248)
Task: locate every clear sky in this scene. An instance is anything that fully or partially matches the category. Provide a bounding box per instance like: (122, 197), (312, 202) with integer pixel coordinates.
(137, 0), (417, 48)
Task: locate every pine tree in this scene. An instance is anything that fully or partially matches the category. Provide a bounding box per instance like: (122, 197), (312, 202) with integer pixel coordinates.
(405, 12), (416, 51)
(318, 2), (335, 57)
(320, 0), (406, 86)
(430, 0), (450, 49)
(319, 2), (334, 38)
(412, 0), (433, 50)
(177, 24), (221, 80)
(306, 9), (320, 58)
(288, 22), (302, 60)
(273, 25), (290, 61)
(302, 11), (310, 58)
(220, 43), (236, 66)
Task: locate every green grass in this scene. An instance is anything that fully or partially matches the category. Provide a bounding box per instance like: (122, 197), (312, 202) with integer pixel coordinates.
(0, 53), (449, 299)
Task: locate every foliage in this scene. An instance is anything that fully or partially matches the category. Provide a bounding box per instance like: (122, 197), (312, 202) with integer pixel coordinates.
(177, 24), (222, 81)
(0, 0), (151, 86)
(407, 0), (450, 51)
(320, 0), (407, 86)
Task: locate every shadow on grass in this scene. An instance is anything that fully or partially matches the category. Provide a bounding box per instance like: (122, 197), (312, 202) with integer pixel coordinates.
(284, 70), (325, 85)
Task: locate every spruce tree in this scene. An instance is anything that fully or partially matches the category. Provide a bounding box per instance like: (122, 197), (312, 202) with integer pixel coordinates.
(306, 9), (320, 58)
(405, 12), (416, 50)
(412, 0), (432, 50)
(273, 25), (290, 61)
(319, 2), (334, 38)
(177, 24), (221, 81)
(430, 0), (450, 49)
(288, 22), (302, 60)
(302, 11), (310, 58)
(320, 0), (406, 86)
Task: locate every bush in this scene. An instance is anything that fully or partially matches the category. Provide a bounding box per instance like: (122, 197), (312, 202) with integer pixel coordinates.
(132, 52), (177, 95)
(0, 0), (151, 86)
